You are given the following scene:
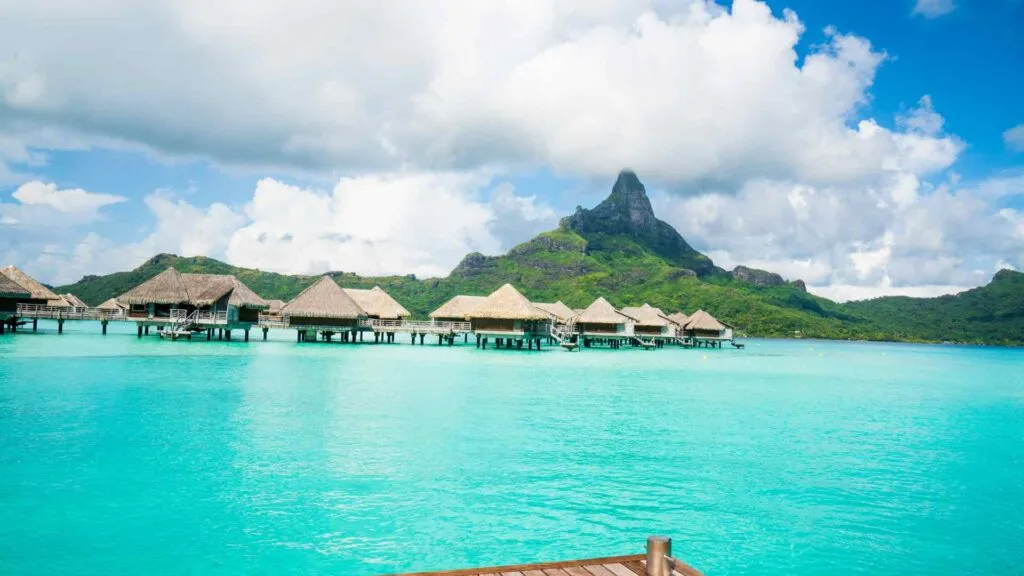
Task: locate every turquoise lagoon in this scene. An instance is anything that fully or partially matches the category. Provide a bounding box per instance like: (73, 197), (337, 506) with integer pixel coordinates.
(1, 320), (1022, 575)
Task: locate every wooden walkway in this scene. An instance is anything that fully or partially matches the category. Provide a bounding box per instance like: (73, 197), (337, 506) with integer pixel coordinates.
(386, 538), (702, 576)
(388, 554), (702, 576)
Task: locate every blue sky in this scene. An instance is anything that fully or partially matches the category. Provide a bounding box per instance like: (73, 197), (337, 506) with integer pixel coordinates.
(0, 0), (1022, 300)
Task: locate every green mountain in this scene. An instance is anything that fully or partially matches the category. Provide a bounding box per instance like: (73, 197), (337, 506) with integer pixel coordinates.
(55, 171), (1024, 345)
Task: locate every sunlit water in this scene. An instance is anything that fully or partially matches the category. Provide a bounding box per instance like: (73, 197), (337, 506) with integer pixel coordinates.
(1, 320), (1022, 575)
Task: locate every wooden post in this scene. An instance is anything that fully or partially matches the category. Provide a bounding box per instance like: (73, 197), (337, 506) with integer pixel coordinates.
(438, 334), (442, 346)
(517, 340), (522, 349)
(144, 325), (149, 335)
(419, 333), (425, 345)
(101, 320), (108, 335)
(645, 536), (672, 576)
(32, 318), (37, 331)
(225, 330), (231, 341)
(262, 327), (268, 341)
(207, 329), (212, 341)
(137, 325), (143, 338)
(244, 329), (250, 342)
(297, 330), (302, 343)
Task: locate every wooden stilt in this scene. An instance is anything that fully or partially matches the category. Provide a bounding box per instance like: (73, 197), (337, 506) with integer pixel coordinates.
(262, 327), (268, 341)
(32, 318), (37, 332)
(244, 329), (250, 342)
(144, 325), (149, 335)
(207, 329), (212, 341)
(517, 340), (523, 349)
(102, 320), (108, 335)
(137, 325), (143, 338)
(419, 333), (425, 345)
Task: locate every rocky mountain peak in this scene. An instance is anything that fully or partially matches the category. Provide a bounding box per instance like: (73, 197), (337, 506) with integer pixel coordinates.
(599, 169), (657, 230)
(563, 169), (719, 276)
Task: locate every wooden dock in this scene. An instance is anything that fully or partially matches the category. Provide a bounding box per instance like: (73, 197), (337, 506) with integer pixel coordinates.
(386, 537), (701, 576)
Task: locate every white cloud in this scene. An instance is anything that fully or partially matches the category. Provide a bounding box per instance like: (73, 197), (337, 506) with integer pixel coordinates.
(1005, 124), (1024, 152)
(653, 168), (1024, 298)
(913, 0), (956, 18)
(11, 171), (557, 284)
(810, 282), (969, 303)
(0, 0), (1014, 299)
(0, 0), (959, 188)
(225, 172), (554, 277)
(11, 180), (125, 216)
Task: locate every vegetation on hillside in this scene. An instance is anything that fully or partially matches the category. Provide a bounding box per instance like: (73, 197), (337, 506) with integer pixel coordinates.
(54, 170), (1023, 346)
(54, 235), (1024, 346)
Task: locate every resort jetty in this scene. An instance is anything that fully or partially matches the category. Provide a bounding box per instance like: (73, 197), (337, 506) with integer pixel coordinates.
(388, 535), (701, 576)
(117, 267), (269, 340)
(1, 263), (743, 351)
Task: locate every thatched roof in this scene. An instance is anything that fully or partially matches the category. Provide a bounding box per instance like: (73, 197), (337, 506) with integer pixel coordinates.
(49, 293), (89, 308)
(265, 299), (286, 313)
(118, 268), (267, 309)
(343, 286), (411, 319)
(281, 276), (366, 319)
(0, 272), (30, 299)
(429, 295), (487, 319)
(119, 268), (188, 305)
(97, 297), (127, 311)
(685, 309), (726, 332)
(575, 297), (635, 325)
(469, 284), (547, 320)
(217, 276), (269, 310)
(620, 304), (671, 327)
(667, 312), (689, 326)
(1, 265), (58, 301)
(533, 301), (576, 322)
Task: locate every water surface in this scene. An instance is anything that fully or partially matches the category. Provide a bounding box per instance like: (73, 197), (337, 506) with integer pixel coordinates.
(1, 321), (1022, 575)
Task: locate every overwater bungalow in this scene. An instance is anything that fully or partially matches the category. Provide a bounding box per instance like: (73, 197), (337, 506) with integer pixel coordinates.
(683, 309), (733, 347)
(533, 301), (576, 324)
(280, 276), (367, 342)
(1, 265), (60, 334)
(428, 295), (487, 322)
(0, 272), (31, 333)
(97, 297), (128, 318)
(466, 284), (549, 349)
(49, 293), (89, 308)
(344, 286), (410, 320)
(118, 267), (269, 339)
(667, 312), (689, 334)
(620, 304), (675, 339)
(573, 297), (637, 348)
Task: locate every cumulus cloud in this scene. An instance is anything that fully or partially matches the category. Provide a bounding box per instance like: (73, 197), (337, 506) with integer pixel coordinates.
(0, 0), (1014, 299)
(225, 173), (554, 277)
(653, 169), (1024, 300)
(0, 0), (959, 187)
(13, 172), (556, 284)
(11, 181), (125, 216)
(912, 0), (956, 18)
(1005, 124), (1024, 152)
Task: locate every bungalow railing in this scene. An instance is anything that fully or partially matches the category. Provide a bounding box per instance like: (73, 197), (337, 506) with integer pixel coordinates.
(169, 309), (228, 325)
(15, 304), (124, 321)
(358, 319), (472, 333)
(257, 312), (289, 328)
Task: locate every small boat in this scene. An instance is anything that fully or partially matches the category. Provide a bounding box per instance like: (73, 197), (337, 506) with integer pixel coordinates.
(159, 328), (194, 341)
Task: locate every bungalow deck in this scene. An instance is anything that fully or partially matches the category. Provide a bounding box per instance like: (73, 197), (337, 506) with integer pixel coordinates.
(387, 537), (701, 576)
